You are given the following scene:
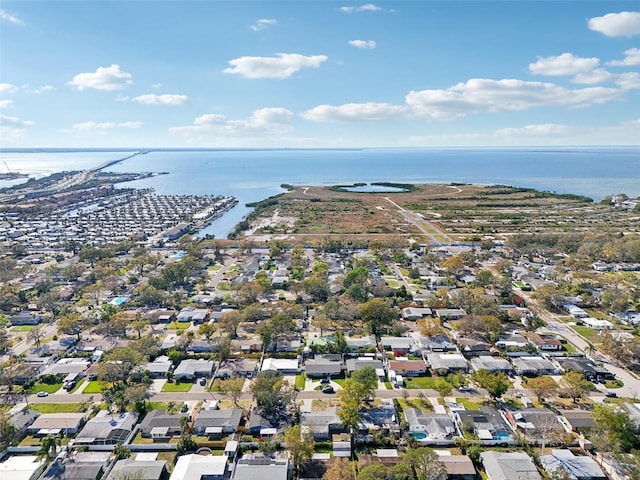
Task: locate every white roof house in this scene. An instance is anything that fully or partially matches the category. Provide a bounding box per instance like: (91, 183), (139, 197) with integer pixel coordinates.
(261, 358), (300, 373)
(174, 359), (214, 379)
(470, 357), (512, 373)
(583, 318), (614, 330)
(170, 454), (227, 480)
(481, 451), (542, 480)
(0, 456), (44, 480)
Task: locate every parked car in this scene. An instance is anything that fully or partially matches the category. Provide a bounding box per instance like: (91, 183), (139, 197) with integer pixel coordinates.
(322, 386), (335, 394)
(320, 378), (330, 384)
(181, 403), (189, 412)
(199, 378), (207, 386)
(37, 391), (48, 397)
(605, 391), (617, 398)
(458, 386), (473, 392)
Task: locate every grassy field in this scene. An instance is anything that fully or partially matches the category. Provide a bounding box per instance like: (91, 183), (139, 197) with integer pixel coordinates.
(82, 381), (108, 394)
(162, 381), (193, 393)
(403, 376), (438, 389)
(27, 382), (63, 394)
(396, 397), (433, 413)
(295, 373), (306, 390)
(30, 403), (86, 413)
(455, 397), (486, 410)
(167, 321), (191, 330)
(570, 325), (603, 343)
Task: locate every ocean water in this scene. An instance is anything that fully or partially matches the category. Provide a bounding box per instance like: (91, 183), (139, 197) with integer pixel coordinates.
(1, 147), (639, 238)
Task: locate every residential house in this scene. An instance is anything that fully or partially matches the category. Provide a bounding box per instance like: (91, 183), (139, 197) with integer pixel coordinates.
(457, 337), (492, 358)
(435, 308), (467, 321)
(559, 359), (614, 381)
(176, 306), (210, 324)
(564, 305), (589, 318)
(301, 407), (343, 440)
(419, 335), (457, 352)
(380, 336), (419, 356)
(541, 450), (606, 480)
(193, 408), (243, 436)
(525, 333), (563, 351)
(470, 357), (512, 373)
(389, 359), (427, 377)
(10, 311), (42, 326)
(261, 357), (300, 374)
(43, 458), (105, 480)
(143, 309), (176, 324)
(495, 333), (529, 350)
(439, 455), (477, 480)
(404, 408), (458, 443)
(304, 357), (343, 378)
(138, 410), (185, 439)
(454, 407), (514, 443)
(505, 408), (563, 443)
(560, 410), (595, 434)
(27, 413), (85, 436)
(511, 356), (558, 376)
(215, 358), (259, 378)
(232, 454), (290, 480)
(427, 353), (469, 375)
(75, 411), (137, 445)
(345, 358), (385, 378)
(8, 409), (40, 438)
(107, 459), (168, 480)
(0, 456), (45, 480)
(358, 402), (400, 433)
(170, 454), (227, 480)
(173, 359), (214, 381)
(402, 307), (433, 321)
(582, 318), (614, 330)
(144, 356), (172, 379)
(345, 335), (376, 352)
(480, 451), (542, 480)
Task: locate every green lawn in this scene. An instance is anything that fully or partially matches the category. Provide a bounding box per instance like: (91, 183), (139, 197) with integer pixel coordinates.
(455, 397), (485, 410)
(11, 325), (35, 332)
(571, 325), (602, 342)
(295, 373), (306, 390)
(606, 379), (624, 389)
(27, 382), (63, 394)
(162, 382), (193, 393)
(404, 376), (438, 389)
(82, 381), (108, 394)
(167, 321), (191, 330)
(30, 403), (86, 413)
(68, 379), (87, 393)
(147, 401), (168, 411)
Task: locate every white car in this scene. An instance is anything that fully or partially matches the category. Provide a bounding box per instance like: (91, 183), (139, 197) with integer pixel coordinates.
(36, 391), (49, 397)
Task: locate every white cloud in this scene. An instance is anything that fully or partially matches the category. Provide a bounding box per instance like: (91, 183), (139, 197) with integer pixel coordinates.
(170, 107), (294, 136)
(571, 68), (613, 84)
(348, 40), (376, 49)
(71, 121), (142, 131)
(151, 83), (162, 89)
(0, 83), (18, 94)
(588, 11), (640, 37)
(31, 85), (55, 94)
(0, 113), (34, 127)
(405, 78), (623, 120)
(67, 64), (133, 91)
(339, 4), (383, 13)
(529, 53), (599, 76)
(607, 48), (640, 66)
(0, 9), (24, 25)
(223, 53), (327, 79)
(495, 123), (568, 136)
(301, 102), (408, 122)
(131, 94), (189, 106)
(251, 18), (277, 31)
(0, 100), (13, 108)
(614, 72), (640, 90)
(302, 78), (626, 123)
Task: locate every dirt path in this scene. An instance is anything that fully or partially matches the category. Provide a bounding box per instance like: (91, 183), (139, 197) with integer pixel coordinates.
(383, 197), (453, 244)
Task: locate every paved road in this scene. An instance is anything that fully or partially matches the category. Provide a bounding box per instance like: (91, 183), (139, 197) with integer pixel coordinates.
(516, 288), (640, 399)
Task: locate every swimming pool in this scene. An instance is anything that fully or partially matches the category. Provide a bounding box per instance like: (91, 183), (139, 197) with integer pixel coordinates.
(170, 252), (186, 259)
(110, 297), (128, 306)
(411, 432), (427, 440)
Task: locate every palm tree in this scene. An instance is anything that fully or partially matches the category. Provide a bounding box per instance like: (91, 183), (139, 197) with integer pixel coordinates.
(585, 343), (597, 359)
(38, 434), (60, 460)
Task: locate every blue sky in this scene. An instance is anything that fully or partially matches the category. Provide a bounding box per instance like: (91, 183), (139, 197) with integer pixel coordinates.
(1, 1), (639, 148)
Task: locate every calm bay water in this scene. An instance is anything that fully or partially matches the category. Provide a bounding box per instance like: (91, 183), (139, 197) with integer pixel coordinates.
(1, 147), (639, 238)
